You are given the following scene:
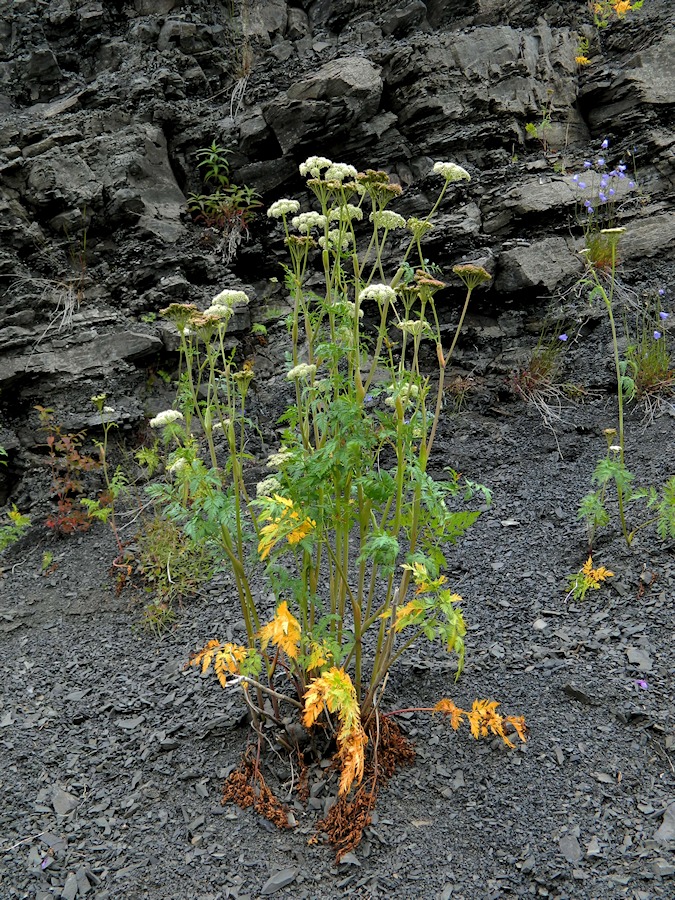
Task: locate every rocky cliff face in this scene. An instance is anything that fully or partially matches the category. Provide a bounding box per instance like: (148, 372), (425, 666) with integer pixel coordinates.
(0, 0), (673, 500)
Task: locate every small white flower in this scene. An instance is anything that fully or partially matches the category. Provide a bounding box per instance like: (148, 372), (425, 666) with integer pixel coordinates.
(324, 162), (358, 183)
(328, 204), (363, 223)
(359, 283), (397, 305)
(396, 320), (428, 337)
(318, 230), (352, 251)
(335, 324), (355, 349)
(256, 475), (282, 498)
(600, 227), (626, 235)
(609, 444), (622, 453)
(212, 289), (250, 307)
(328, 300), (363, 319)
(286, 363), (317, 381)
(433, 161), (471, 183)
(103, 406), (115, 414)
(203, 304), (233, 320)
(299, 156), (333, 178)
(149, 409), (184, 428)
(167, 457), (188, 475)
(266, 450), (294, 469)
(407, 216), (434, 237)
(211, 419), (230, 432)
(267, 198), (301, 219)
(291, 211), (327, 234)
(370, 210), (406, 231)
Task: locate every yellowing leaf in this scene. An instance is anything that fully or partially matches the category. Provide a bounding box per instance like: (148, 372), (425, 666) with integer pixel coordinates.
(338, 723), (368, 795)
(213, 643), (248, 687)
(393, 599), (425, 632)
(505, 715), (528, 744)
(303, 668), (367, 795)
(189, 639), (222, 675)
(188, 640), (248, 687)
(258, 601), (301, 660)
(433, 698), (464, 731)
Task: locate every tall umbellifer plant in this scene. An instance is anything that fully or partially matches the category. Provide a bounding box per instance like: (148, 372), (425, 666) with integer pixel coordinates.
(151, 157), (525, 852)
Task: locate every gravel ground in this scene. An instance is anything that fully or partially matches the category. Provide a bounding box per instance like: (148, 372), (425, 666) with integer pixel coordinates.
(1, 314), (674, 900)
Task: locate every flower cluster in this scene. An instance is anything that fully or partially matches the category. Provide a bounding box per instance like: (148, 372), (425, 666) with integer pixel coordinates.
(256, 475), (282, 498)
(299, 156), (332, 178)
(212, 289), (250, 307)
(266, 449), (294, 469)
(384, 382), (420, 408)
(328, 300), (363, 319)
(149, 409), (184, 429)
(318, 230), (352, 251)
(291, 211), (327, 234)
(286, 363), (317, 382)
(433, 162), (471, 183)
(396, 320), (430, 338)
(407, 217), (434, 239)
(370, 210), (407, 231)
(570, 140), (636, 218)
(358, 283), (397, 305)
(329, 204), (363, 223)
(324, 163), (358, 184)
(267, 198), (300, 219)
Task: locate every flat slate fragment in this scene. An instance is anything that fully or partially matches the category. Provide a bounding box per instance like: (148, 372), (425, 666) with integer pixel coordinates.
(261, 867), (299, 895)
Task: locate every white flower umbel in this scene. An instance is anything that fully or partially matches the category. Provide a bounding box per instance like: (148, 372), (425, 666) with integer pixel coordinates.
(359, 284), (397, 305)
(324, 163), (358, 183)
(256, 475), (282, 498)
(329, 204), (363, 223)
(407, 216), (434, 238)
(267, 199), (301, 219)
(167, 457), (188, 475)
(286, 363), (317, 381)
(370, 210), (406, 231)
(433, 161), (471, 183)
(266, 450), (294, 469)
(203, 304), (233, 320)
(212, 289), (250, 307)
(149, 409), (184, 428)
(103, 406), (115, 414)
(328, 300), (363, 319)
(396, 320), (428, 337)
(291, 211), (327, 234)
(299, 156), (333, 178)
(318, 230), (352, 251)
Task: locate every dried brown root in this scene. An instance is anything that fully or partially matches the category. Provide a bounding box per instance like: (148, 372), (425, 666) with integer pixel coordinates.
(222, 748), (292, 830)
(314, 717), (415, 861)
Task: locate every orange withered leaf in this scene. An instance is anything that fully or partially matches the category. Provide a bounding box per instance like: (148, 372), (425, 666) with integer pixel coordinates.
(189, 639), (222, 675)
(433, 698), (465, 731)
(258, 601), (302, 660)
(505, 715), (528, 744)
(303, 668), (367, 795)
(213, 644), (248, 688)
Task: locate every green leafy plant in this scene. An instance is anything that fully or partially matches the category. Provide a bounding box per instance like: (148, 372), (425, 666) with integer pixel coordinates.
(569, 138), (640, 268)
(525, 91), (554, 153)
(187, 141), (262, 262)
(575, 35), (591, 66)
(147, 155), (525, 853)
(624, 292), (673, 421)
(592, 0), (644, 28)
(577, 229), (675, 547)
(510, 329), (582, 442)
(36, 406), (100, 534)
(565, 556), (614, 601)
(0, 505), (31, 552)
